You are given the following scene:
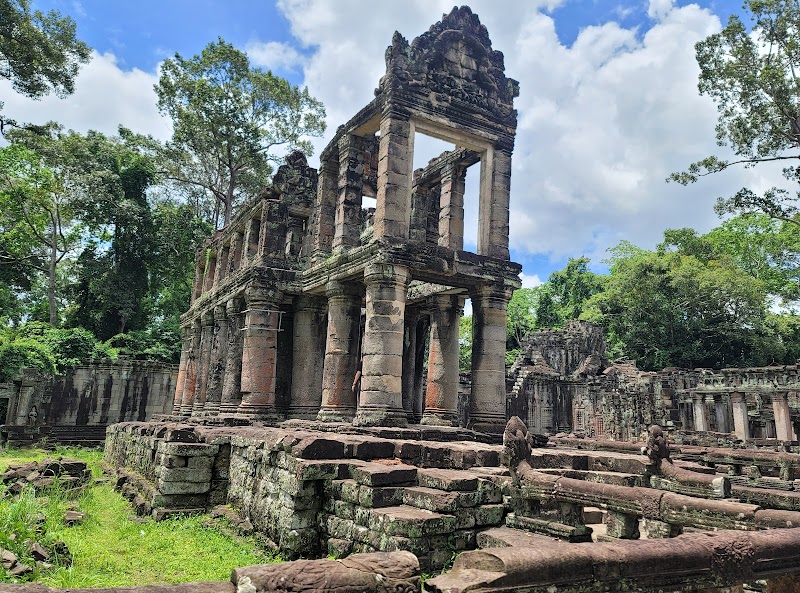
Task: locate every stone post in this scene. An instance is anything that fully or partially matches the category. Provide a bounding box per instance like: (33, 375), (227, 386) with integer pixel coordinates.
(354, 263), (410, 427)
(477, 148), (511, 260)
(311, 158), (338, 265)
(422, 294), (463, 426)
(714, 395), (728, 434)
(438, 164), (466, 250)
(373, 115), (412, 240)
(191, 257), (204, 302)
(605, 510), (640, 539)
(241, 215), (260, 267)
(191, 309), (215, 415)
(469, 285), (511, 434)
(318, 281), (363, 422)
(171, 326), (191, 415)
(289, 295), (328, 420)
(693, 391), (709, 432)
(401, 307), (420, 422)
(180, 318), (201, 416)
(228, 231), (243, 275)
(333, 134), (365, 252)
(220, 297), (245, 414)
(203, 252), (217, 293)
(204, 304), (229, 415)
(773, 391), (796, 441)
(237, 286), (281, 420)
(412, 316), (430, 422)
(213, 244), (229, 288)
(730, 391), (750, 440)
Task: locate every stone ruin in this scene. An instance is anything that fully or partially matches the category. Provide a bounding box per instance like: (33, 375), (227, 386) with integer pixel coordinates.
(172, 5), (521, 434)
(14, 7), (800, 593)
(508, 320), (800, 446)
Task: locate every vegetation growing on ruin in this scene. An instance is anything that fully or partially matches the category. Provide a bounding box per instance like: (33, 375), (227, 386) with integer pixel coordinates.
(0, 447), (277, 587)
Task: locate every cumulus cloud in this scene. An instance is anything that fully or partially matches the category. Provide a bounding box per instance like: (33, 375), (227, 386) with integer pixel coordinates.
(520, 273), (543, 289)
(246, 41), (305, 71)
(0, 51), (169, 140)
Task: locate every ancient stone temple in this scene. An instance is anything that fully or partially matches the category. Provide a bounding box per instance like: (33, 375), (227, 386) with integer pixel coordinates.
(173, 6), (521, 434)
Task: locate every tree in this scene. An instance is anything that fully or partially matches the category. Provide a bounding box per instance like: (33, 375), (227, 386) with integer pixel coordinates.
(0, 0), (91, 130)
(582, 243), (779, 370)
(534, 257), (606, 329)
(669, 0), (800, 227)
(0, 143), (83, 324)
(155, 38), (326, 227)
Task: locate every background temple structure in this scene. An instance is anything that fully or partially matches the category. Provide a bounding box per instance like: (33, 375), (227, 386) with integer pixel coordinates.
(172, 6), (521, 433)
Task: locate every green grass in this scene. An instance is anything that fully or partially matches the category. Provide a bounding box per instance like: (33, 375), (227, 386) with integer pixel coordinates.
(1, 446), (277, 587)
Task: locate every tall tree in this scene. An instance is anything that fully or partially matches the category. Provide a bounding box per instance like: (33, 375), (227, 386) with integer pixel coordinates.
(669, 0), (800, 227)
(534, 257), (606, 329)
(0, 143), (82, 324)
(0, 0), (90, 131)
(155, 38), (326, 227)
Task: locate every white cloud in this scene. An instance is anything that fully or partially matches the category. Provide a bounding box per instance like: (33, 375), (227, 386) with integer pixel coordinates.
(0, 51), (170, 140)
(246, 41), (305, 71)
(520, 273), (544, 289)
(648, 0), (676, 20)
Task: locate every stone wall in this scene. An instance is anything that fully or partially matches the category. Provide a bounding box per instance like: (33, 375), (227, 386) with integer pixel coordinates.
(1, 360), (177, 445)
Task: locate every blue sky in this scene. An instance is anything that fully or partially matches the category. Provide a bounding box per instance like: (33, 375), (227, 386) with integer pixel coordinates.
(11, 1), (770, 287)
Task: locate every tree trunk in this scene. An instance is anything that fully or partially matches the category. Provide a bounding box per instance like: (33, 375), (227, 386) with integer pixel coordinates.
(48, 225), (58, 326)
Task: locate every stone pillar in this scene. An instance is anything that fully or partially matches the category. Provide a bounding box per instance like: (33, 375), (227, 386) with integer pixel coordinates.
(332, 134), (364, 252)
(438, 164), (466, 250)
(220, 297), (245, 414)
(422, 295), (463, 426)
(180, 318), (201, 416)
(237, 286), (281, 420)
(191, 309), (215, 415)
(693, 391), (709, 432)
(469, 285), (511, 434)
(204, 304), (229, 415)
(714, 395), (728, 434)
(318, 281), (363, 422)
(730, 391), (750, 440)
(373, 115), (412, 240)
(203, 252), (217, 292)
(241, 216), (260, 267)
(289, 296), (327, 420)
(228, 231), (243, 275)
(311, 158), (338, 265)
(773, 391), (796, 441)
(354, 263), (410, 427)
(213, 244), (229, 288)
(172, 326), (191, 414)
(191, 257), (204, 302)
(477, 147), (511, 260)
(401, 307), (420, 422)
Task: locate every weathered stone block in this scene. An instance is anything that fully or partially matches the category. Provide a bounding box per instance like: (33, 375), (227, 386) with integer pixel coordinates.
(157, 480), (210, 495)
(418, 468), (479, 492)
(350, 462), (417, 487)
(474, 504), (505, 526)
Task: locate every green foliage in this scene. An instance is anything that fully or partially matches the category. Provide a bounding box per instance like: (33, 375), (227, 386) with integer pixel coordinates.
(155, 38), (326, 226)
(459, 315), (472, 373)
(582, 244), (780, 370)
(0, 0), (90, 131)
(669, 0), (800, 226)
(534, 258), (606, 329)
(506, 288), (538, 350)
(0, 323), (115, 380)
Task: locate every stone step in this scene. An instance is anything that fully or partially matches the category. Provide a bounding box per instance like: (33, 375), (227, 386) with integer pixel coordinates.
(401, 486), (479, 513)
(417, 468), (479, 491)
(349, 461), (417, 487)
(370, 505), (456, 537)
(477, 526), (566, 549)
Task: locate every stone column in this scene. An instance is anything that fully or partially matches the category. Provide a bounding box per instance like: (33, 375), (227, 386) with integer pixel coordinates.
(354, 263), (410, 427)
(311, 158), (338, 265)
(191, 257), (204, 302)
(191, 309), (215, 415)
(289, 296), (327, 420)
(228, 231), (243, 275)
(469, 285), (511, 434)
(714, 395), (728, 434)
(237, 286), (281, 420)
(422, 294), (463, 426)
(373, 115), (412, 240)
(180, 318), (201, 416)
(318, 281), (363, 422)
(773, 391), (796, 441)
(412, 316), (430, 422)
(401, 307), (420, 422)
(332, 134), (364, 252)
(438, 164), (466, 250)
(203, 252), (217, 293)
(171, 326), (191, 415)
(219, 297), (245, 414)
(693, 391), (709, 432)
(477, 147), (511, 260)
(204, 304), (229, 416)
(213, 244), (230, 288)
(730, 391), (750, 440)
